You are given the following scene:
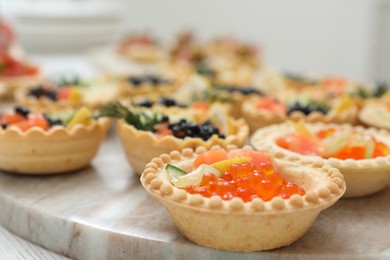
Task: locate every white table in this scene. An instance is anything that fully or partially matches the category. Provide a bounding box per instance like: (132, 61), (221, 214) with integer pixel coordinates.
(0, 226), (69, 259)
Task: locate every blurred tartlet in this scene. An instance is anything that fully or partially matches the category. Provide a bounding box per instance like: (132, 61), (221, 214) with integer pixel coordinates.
(358, 101), (390, 130)
(15, 77), (120, 113)
(118, 74), (178, 98)
(0, 106), (109, 174)
(242, 95), (358, 133)
(251, 122), (390, 198)
(140, 145), (345, 251)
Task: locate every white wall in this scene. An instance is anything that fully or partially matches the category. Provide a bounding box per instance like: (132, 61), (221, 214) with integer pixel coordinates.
(123, 0), (382, 82)
(3, 0), (387, 82)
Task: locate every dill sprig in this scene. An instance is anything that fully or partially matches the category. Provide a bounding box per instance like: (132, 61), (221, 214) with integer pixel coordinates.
(98, 102), (163, 132)
(352, 86), (371, 99)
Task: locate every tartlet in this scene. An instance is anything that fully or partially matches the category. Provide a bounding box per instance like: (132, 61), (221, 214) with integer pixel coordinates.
(358, 101), (390, 130)
(116, 34), (164, 63)
(211, 85), (264, 119)
(140, 145), (345, 252)
(15, 78), (120, 113)
(117, 115), (249, 174)
(242, 96), (358, 133)
(118, 74), (178, 98)
(251, 122), (390, 198)
(0, 108), (110, 174)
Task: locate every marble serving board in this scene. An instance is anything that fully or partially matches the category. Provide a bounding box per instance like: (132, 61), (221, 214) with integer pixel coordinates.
(0, 129), (390, 260)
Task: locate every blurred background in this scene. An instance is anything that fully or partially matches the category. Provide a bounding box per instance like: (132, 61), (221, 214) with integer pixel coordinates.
(1, 0), (389, 82)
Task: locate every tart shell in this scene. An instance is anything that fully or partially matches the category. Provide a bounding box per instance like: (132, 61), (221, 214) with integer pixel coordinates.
(358, 102), (390, 130)
(118, 80), (178, 98)
(0, 74), (42, 98)
(250, 122), (390, 198)
(140, 145), (345, 252)
(117, 117), (249, 175)
(242, 97), (358, 133)
(0, 118), (110, 174)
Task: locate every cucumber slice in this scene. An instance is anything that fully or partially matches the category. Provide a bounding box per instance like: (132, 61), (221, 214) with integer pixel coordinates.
(364, 137), (375, 159)
(171, 164), (221, 188)
(166, 164), (187, 182)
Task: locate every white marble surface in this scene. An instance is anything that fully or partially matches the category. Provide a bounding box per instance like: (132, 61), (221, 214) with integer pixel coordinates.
(0, 127), (390, 259)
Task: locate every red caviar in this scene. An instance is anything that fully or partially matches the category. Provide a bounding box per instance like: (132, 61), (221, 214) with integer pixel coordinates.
(184, 161), (305, 202)
(255, 97), (287, 114)
(277, 127), (390, 160)
(1, 111), (49, 131)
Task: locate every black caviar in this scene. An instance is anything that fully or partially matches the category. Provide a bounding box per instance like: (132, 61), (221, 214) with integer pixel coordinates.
(136, 100), (154, 108)
(28, 85), (57, 101)
(134, 97), (187, 108)
(127, 75), (170, 87)
(165, 119), (225, 141)
(214, 85), (263, 96)
(287, 101), (330, 115)
(14, 106), (30, 117)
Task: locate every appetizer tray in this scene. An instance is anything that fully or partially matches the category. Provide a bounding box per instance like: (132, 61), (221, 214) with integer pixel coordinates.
(0, 127), (389, 260)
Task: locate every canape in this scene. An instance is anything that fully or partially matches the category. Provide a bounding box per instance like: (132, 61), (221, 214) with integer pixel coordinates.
(251, 122), (390, 198)
(358, 101), (390, 130)
(141, 145), (345, 251)
(242, 96), (358, 133)
(15, 77), (120, 113)
(0, 106), (109, 174)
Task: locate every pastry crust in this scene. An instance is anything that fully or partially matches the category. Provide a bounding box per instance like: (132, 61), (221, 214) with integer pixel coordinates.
(117, 117), (250, 175)
(0, 118), (110, 174)
(242, 97), (358, 133)
(0, 74), (42, 98)
(140, 145), (345, 252)
(358, 102), (390, 130)
(250, 122), (390, 198)
(118, 78), (178, 98)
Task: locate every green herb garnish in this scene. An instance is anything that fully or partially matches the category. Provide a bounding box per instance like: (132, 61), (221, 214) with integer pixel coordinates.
(351, 86), (371, 99)
(283, 72), (319, 85)
(191, 89), (233, 104)
(98, 102), (164, 131)
(373, 82), (389, 98)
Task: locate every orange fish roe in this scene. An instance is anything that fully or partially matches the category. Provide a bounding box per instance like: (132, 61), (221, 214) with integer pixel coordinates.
(277, 127), (390, 160)
(184, 162), (305, 202)
(316, 128), (336, 139)
(255, 97), (287, 114)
